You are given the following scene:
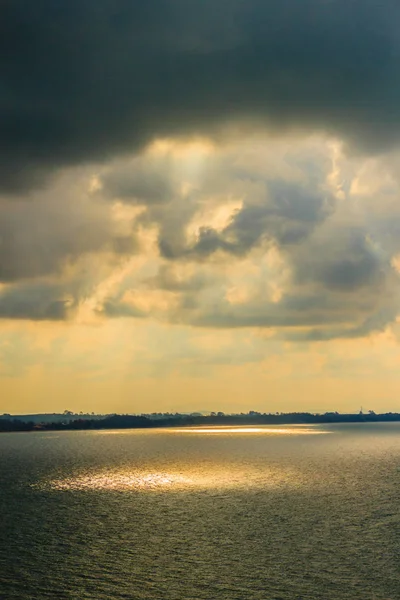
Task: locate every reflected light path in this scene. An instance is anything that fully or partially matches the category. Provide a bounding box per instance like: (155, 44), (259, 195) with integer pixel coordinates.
(171, 426), (328, 435)
(40, 461), (312, 493)
(93, 426), (330, 436)
(42, 469), (302, 492)
(35, 427), (331, 493)
(45, 472), (191, 492)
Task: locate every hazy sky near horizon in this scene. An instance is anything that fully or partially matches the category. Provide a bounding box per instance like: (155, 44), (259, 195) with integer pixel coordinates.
(2, 0), (400, 414)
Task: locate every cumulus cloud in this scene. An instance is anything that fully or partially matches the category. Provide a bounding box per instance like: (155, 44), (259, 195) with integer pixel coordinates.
(0, 169), (140, 319)
(0, 194), (124, 282)
(0, 281), (72, 321)
(2, 0), (400, 191)
(88, 137), (400, 339)
(101, 155), (177, 204)
(182, 180), (334, 259)
(0, 131), (399, 341)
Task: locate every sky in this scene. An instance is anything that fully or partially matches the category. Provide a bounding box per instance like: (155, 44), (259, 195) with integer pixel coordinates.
(2, 0), (400, 415)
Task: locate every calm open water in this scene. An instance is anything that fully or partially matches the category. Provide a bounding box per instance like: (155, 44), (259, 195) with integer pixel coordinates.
(0, 423), (399, 599)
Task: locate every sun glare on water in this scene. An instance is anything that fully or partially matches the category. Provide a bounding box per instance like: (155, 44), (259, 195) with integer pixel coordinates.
(45, 472), (190, 492)
(171, 427), (327, 435)
(41, 467), (303, 493)
(93, 426), (329, 436)
(33, 427), (330, 493)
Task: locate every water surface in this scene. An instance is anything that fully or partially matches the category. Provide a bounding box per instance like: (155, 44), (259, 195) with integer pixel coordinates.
(0, 423), (399, 599)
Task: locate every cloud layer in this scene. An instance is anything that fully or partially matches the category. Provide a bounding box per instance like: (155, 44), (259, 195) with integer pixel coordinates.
(2, 0), (400, 191)
(73, 137), (400, 340)
(2, 1), (400, 350)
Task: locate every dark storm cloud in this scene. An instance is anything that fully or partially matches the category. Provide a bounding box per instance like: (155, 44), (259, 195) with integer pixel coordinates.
(2, 0), (400, 191)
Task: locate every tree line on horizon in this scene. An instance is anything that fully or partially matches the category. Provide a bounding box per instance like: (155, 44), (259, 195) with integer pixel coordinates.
(1, 410), (400, 432)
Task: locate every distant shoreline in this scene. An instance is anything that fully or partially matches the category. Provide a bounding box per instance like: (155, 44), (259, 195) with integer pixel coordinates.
(1, 412), (400, 433)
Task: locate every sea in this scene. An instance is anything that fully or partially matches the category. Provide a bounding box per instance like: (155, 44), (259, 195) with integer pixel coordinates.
(0, 423), (399, 599)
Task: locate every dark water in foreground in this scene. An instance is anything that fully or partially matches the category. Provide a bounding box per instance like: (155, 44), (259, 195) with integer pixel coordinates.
(0, 424), (399, 600)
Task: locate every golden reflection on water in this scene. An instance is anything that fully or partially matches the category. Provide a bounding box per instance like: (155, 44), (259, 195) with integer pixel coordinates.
(94, 426), (329, 436)
(42, 464), (306, 493)
(38, 426), (330, 493)
(44, 471), (212, 492)
(47, 472), (191, 491)
(171, 427), (327, 435)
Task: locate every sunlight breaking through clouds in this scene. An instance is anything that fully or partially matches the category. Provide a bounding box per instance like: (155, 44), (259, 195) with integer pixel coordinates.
(3, 0), (400, 414)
